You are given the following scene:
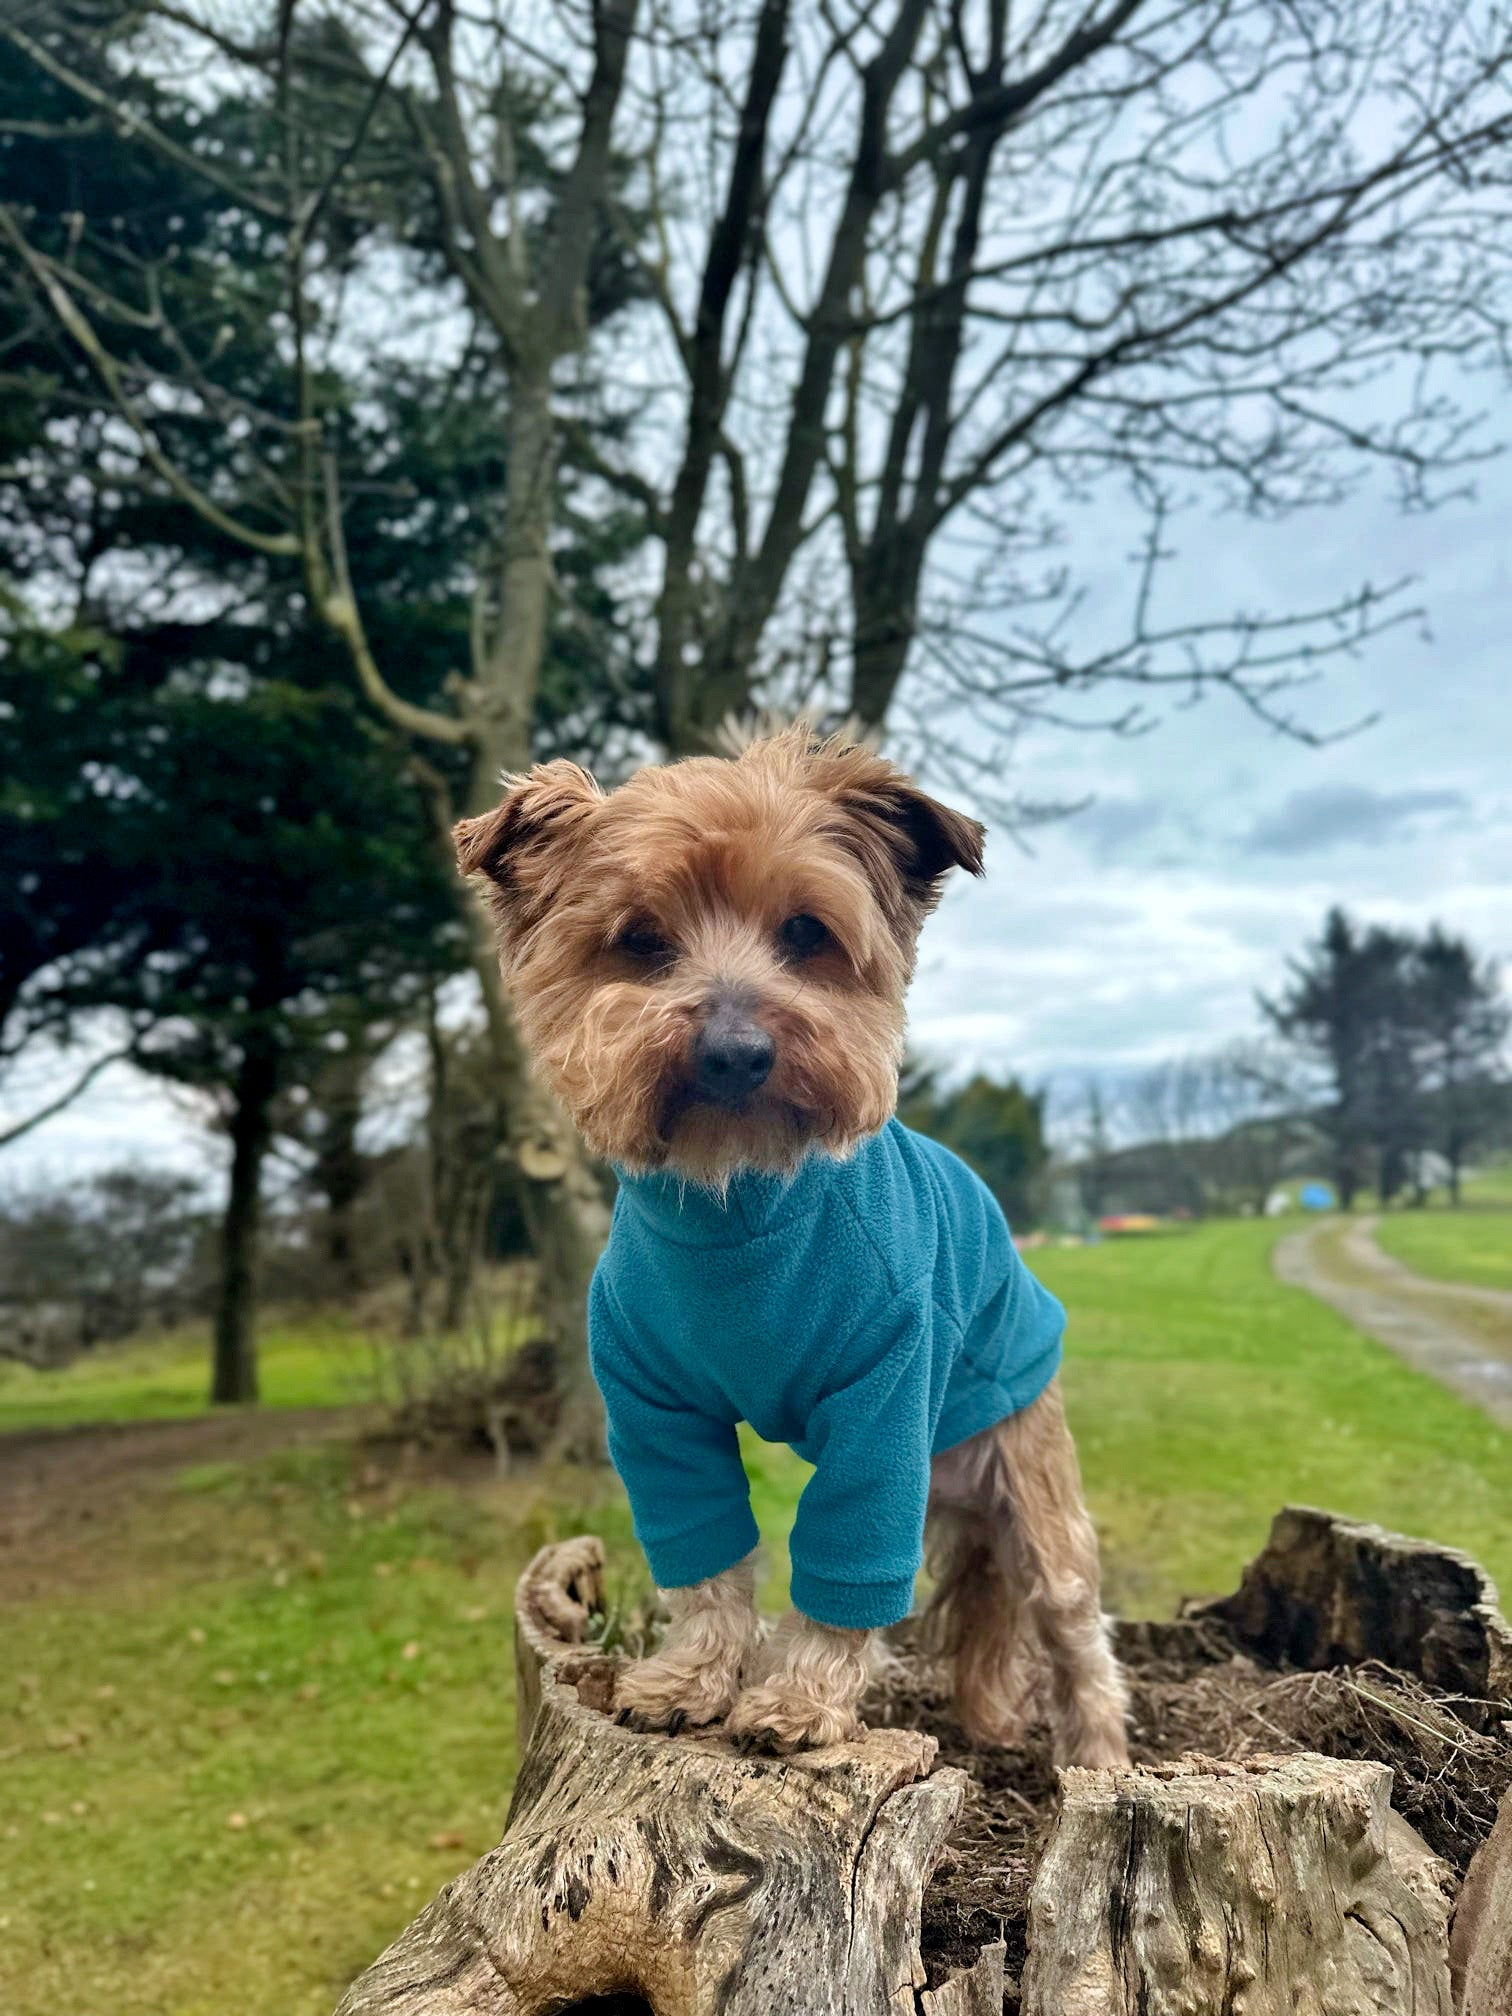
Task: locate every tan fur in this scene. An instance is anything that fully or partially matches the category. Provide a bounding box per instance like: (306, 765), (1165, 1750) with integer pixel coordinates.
(725, 1611), (872, 1753)
(454, 724), (982, 1186)
(459, 728), (1127, 1763)
(928, 1381), (1131, 1767)
(613, 1555), (759, 1733)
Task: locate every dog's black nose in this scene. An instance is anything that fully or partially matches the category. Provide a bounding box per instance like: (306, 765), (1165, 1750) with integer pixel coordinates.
(694, 1004), (775, 1104)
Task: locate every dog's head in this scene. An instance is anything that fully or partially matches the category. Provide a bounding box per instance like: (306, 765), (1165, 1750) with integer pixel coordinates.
(455, 726), (984, 1184)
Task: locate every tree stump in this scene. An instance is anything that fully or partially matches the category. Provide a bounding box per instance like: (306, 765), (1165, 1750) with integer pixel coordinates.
(1021, 1752), (1453, 2016)
(1452, 1782), (1512, 2016)
(336, 1537), (972, 2015)
(335, 1511), (1507, 2016)
(1192, 1505), (1512, 1717)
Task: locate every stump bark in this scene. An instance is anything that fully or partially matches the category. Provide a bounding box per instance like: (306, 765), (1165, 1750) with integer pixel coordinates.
(1452, 1783), (1512, 2016)
(336, 1537), (971, 2015)
(1021, 1752), (1453, 2016)
(1193, 1505), (1512, 1716)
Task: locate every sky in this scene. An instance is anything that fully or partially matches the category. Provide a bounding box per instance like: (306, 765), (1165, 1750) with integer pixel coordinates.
(909, 445), (1512, 1112)
(6, 390), (1510, 1189)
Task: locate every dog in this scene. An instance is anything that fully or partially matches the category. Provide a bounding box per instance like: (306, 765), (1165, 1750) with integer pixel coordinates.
(455, 725), (1129, 1765)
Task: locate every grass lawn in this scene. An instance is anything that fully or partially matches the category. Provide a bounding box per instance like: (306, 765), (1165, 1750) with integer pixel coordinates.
(1373, 1202), (1512, 1295)
(3, 1216), (1510, 2015)
(0, 1319), (376, 1431)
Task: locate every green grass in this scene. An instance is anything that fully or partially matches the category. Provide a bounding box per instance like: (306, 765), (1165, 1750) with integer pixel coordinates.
(1040, 1220), (1512, 1614)
(1374, 1203), (1512, 1294)
(3, 1216), (1511, 2015)
(0, 1318), (375, 1431)
(0, 1444), (645, 2016)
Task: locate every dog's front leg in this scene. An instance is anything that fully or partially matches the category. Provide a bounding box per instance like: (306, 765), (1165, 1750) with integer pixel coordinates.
(725, 1610), (870, 1754)
(614, 1553), (759, 1734)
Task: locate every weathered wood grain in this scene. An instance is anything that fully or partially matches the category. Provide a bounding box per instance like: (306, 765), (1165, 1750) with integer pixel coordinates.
(1452, 1781), (1512, 2016)
(1193, 1506), (1512, 1714)
(336, 1537), (967, 2015)
(1021, 1751), (1454, 2016)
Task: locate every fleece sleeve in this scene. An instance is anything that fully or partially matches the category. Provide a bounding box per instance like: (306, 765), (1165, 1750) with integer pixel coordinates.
(787, 1290), (935, 1631)
(589, 1270), (759, 1592)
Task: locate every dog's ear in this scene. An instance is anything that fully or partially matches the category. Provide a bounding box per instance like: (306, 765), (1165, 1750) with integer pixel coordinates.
(805, 740), (984, 929)
(454, 760), (602, 937)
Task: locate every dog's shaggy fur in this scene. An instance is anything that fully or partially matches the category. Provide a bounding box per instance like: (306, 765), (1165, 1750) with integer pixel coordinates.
(457, 726), (1129, 1763)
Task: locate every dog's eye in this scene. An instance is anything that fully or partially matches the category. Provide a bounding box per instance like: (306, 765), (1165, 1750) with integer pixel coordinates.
(615, 923), (675, 966)
(778, 913), (829, 958)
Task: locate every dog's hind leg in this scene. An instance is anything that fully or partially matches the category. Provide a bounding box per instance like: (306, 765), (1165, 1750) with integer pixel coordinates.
(921, 1499), (1040, 1748)
(931, 1379), (1129, 1768)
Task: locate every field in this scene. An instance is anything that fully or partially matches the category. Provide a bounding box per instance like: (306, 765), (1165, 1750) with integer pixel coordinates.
(0, 1318), (374, 1431)
(3, 1216), (1511, 2016)
(1374, 1198), (1512, 1295)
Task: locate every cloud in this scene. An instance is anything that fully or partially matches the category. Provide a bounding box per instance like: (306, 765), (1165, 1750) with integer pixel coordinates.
(1071, 796), (1167, 861)
(1243, 784), (1468, 857)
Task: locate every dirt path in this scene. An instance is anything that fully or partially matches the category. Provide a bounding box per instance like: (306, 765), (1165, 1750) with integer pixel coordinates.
(1274, 1215), (1512, 1429)
(0, 1407), (362, 1599)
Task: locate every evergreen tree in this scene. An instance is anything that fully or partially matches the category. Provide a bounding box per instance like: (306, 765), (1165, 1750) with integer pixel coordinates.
(1413, 928), (1510, 1203)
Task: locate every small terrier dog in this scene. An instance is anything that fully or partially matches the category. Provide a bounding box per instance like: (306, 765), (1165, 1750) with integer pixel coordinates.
(457, 725), (1129, 1765)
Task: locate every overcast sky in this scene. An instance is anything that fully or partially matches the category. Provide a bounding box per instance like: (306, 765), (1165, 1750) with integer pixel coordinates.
(910, 445), (1512, 1112)
(6, 403), (1510, 1190)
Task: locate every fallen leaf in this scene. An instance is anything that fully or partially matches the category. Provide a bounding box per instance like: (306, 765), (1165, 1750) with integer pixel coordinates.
(428, 1830), (466, 1851)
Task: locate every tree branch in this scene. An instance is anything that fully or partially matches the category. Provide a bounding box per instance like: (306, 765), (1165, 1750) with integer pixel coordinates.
(538, 0), (640, 352)
(317, 450), (475, 748)
(0, 208), (303, 560)
(0, 1046), (132, 1152)
(0, 18), (289, 222)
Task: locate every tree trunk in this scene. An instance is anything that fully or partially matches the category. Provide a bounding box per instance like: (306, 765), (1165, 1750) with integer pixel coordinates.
(1022, 1751), (1453, 2016)
(335, 1537), (971, 2016)
(211, 1032), (278, 1405)
(448, 364), (613, 1455)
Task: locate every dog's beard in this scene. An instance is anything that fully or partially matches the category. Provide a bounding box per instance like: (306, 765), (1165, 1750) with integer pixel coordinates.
(529, 984), (903, 1188)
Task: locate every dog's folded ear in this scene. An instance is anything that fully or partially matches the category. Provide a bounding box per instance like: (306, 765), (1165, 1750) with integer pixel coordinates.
(454, 760), (602, 936)
(803, 738), (984, 927)
(871, 777), (986, 885)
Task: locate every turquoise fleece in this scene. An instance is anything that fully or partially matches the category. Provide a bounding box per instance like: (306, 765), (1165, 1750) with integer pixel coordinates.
(588, 1118), (1064, 1630)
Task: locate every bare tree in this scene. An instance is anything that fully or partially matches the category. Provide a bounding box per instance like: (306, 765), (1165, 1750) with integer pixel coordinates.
(1201, 1039), (1310, 1216)
(5, 0), (1511, 1437)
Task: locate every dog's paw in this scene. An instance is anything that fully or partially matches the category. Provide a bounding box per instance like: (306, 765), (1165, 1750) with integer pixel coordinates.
(1054, 1725), (1131, 1770)
(724, 1683), (863, 1755)
(611, 1653), (740, 1736)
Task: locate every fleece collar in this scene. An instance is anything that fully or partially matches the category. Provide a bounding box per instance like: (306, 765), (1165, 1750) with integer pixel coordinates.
(612, 1145), (840, 1248)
